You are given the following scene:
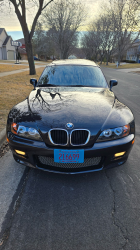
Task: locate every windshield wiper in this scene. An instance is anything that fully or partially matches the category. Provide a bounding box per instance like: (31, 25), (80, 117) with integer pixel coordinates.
(37, 84), (59, 87)
(70, 85), (90, 87)
(37, 84), (92, 87)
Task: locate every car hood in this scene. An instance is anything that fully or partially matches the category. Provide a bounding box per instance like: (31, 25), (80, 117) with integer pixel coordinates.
(9, 86), (134, 141)
(27, 87), (115, 133)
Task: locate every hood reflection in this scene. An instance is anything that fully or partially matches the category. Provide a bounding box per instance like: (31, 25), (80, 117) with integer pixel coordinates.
(30, 87), (73, 113)
(27, 87), (116, 131)
(8, 87), (134, 133)
(9, 98), (42, 123)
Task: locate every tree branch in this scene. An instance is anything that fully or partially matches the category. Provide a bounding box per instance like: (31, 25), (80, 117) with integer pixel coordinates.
(21, 0), (26, 21)
(42, 0), (54, 11)
(30, 0), (44, 40)
(10, 0), (23, 26)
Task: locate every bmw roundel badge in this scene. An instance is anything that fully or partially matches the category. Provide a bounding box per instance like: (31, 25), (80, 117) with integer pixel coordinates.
(66, 123), (74, 129)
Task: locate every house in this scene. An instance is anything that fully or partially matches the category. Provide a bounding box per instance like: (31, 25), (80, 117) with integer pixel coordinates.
(0, 28), (15, 60)
(15, 38), (28, 60)
(126, 39), (140, 63)
(68, 55), (77, 59)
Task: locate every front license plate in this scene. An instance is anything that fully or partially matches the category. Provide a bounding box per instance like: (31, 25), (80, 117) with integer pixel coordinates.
(54, 149), (84, 163)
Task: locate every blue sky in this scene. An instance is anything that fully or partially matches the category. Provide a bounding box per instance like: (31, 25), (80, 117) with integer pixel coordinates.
(7, 31), (24, 40)
(7, 31), (86, 41)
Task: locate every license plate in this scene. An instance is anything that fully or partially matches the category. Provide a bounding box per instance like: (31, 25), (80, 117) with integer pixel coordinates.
(54, 149), (84, 163)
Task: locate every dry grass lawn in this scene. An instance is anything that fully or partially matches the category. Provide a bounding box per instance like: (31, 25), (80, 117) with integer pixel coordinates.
(0, 67), (45, 131)
(101, 62), (140, 69)
(0, 64), (28, 73)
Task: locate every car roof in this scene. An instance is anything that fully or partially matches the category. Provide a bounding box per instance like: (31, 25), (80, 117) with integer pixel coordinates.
(50, 59), (98, 67)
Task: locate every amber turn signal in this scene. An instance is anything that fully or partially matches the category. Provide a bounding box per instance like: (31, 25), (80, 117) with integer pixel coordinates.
(11, 123), (18, 134)
(15, 150), (26, 156)
(132, 139), (135, 145)
(6, 137), (9, 143)
(114, 152), (126, 157)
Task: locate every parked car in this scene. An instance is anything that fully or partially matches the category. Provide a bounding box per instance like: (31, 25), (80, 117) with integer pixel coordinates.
(6, 59), (135, 174)
(34, 56), (40, 61)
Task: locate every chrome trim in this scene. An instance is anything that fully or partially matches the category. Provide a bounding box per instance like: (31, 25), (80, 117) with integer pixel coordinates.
(70, 129), (90, 146)
(48, 128), (69, 146)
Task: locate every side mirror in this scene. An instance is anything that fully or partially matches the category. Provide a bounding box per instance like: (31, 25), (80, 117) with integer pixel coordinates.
(110, 79), (118, 90)
(30, 78), (37, 89)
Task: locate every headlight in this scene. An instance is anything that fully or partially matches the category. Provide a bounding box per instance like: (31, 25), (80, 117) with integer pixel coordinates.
(11, 123), (42, 141)
(97, 124), (130, 142)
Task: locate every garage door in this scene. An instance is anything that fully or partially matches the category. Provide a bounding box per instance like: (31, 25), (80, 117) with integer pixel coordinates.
(0, 48), (2, 60)
(7, 50), (15, 60)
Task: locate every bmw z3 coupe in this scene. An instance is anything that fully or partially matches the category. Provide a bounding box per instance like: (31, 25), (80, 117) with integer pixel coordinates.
(6, 59), (135, 174)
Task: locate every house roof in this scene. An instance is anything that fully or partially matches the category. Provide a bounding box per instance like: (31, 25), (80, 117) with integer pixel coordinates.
(15, 38), (25, 44)
(0, 28), (4, 35)
(131, 42), (140, 48)
(3, 36), (11, 46)
(18, 47), (27, 55)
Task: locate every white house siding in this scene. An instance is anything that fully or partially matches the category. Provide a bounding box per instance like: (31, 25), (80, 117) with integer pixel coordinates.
(0, 29), (15, 60)
(0, 29), (7, 60)
(0, 30), (7, 47)
(6, 37), (15, 53)
(0, 48), (2, 60)
(126, 43), (140, 63)
(2, 47), (7, 60)
(6, 37), (15, 59)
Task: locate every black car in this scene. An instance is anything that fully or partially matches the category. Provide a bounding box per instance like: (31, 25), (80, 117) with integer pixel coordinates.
(6, 59), (135, 174)
(34, 56), (40, 61)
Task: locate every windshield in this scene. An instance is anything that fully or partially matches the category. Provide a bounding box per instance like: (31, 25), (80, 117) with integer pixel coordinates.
(37, 65), (108, 88)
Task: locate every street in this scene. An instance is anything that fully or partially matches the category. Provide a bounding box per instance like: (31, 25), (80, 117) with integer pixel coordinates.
(0, 67), (140, 250)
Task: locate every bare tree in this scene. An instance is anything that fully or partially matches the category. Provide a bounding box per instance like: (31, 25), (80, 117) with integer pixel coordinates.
(33, 24), (58, 60)
(81, 29), (101, 61)
(42, 0), (87, 59)
(82, 0), (140, 65)
(32, 22), (45, 58)
(107, 0), (140, 65)
(45, 27), (60, 59)
(96, 14), (117, 65)
(81, 16), (116, 63)
(0, 0), (54, 74)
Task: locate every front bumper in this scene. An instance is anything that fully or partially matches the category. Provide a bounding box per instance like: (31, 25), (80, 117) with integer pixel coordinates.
(7, 132), (135, 174)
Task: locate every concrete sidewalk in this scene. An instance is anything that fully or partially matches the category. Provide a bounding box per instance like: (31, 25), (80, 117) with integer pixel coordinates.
(0, 61), (49, 66)
(116, 67), (140, 73)
(0, 64), (47, 77)
(0, 62), (29, 66)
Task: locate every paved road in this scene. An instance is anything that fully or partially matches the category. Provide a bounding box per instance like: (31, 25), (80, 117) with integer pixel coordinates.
(0, 68), (140, 250)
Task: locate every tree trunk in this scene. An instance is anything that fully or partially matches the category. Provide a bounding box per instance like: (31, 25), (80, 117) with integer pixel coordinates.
(25, 41), (36, 75)
(106, 51), (109, 65)
(100, 55), (103, 64)
(117, 48), (121, 66)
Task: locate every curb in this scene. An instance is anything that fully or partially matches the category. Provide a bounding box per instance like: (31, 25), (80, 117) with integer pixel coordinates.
(0, 128), (6, 148)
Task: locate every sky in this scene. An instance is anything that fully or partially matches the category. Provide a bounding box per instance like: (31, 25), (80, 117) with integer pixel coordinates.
(0, 0), (102, 40)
